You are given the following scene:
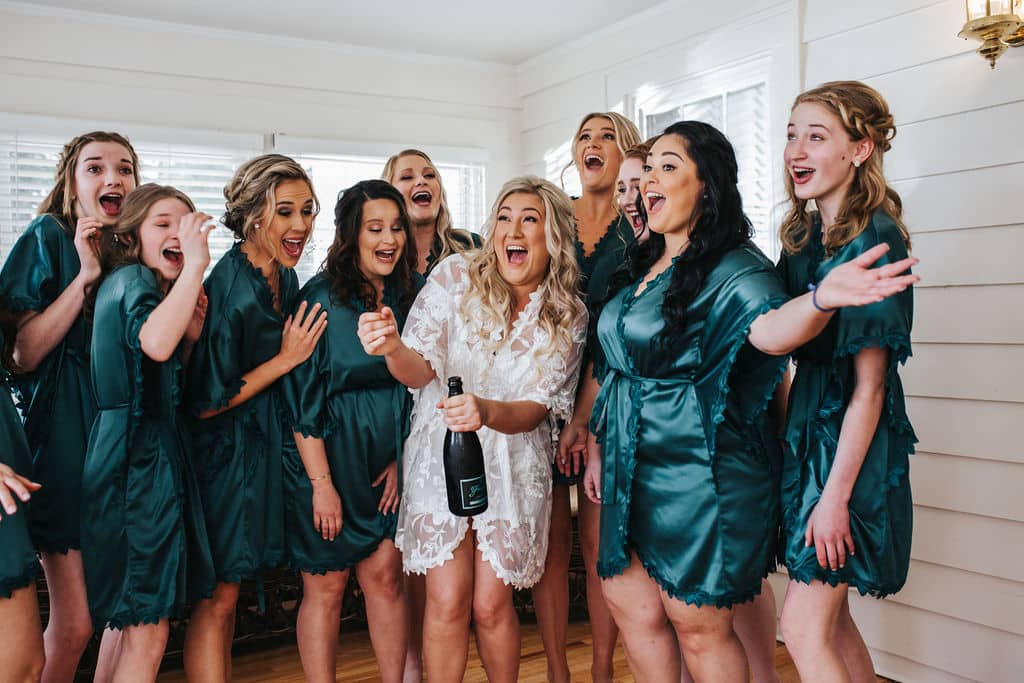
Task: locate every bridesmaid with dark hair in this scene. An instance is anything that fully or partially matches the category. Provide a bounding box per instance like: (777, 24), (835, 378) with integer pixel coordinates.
(0, 304), (44, 682)
(184, 154), (327, 682)
(282, 179), (422, 683)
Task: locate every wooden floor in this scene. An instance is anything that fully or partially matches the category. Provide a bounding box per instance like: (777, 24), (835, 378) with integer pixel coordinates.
(157, 621), (894, 682)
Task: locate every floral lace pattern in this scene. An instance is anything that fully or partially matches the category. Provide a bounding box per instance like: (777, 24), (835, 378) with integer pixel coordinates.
(396, 255), (586, 587)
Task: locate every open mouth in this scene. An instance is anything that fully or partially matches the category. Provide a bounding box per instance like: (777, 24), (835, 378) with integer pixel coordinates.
(281, 238), (305, 259)
(625, 207), (644, 232)
(791, 166), (815, 184)
(645, 191), (666, 214)
(99, 193), (124, 217)
(584, 154), (604, 171)
(163, 247), (183, 267)
(506, 244), (528, 266)
(411, 190), (432, 207)
(375, 249), (396, 264)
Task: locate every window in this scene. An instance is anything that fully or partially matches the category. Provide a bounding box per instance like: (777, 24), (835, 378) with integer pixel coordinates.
(0, 127), (487, 286)
(291, 153), (486, 285)
(631, 57), (777, 259)
(0, 130), (261, 270)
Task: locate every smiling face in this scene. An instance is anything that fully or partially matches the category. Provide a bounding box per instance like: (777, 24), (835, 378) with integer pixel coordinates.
(137, 197), (192, 284)
(72, 141), (137, 226)
(785, 102), (866, 207)
(617, 156), (644, 237)
(641, 134), (704, 239)
(388, 153), (442, 227)
(493, 191), (550, 298)
(253, 178), (315, 269)
(357, 198), (407, 283)
(574, 116), (624, 192)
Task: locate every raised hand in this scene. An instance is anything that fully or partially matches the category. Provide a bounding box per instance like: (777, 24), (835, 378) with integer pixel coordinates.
(0, 463), (40, 519)
(357, 306), (402, 356)
(177, 211), (214, 274)
(815, 243), (919, 310)
(278, 301), (327, 371)
(185, 288), (208, 344)
(74, 216), (104, 282)
(437, 392), (488, 432)
(373, 461), (401, 515)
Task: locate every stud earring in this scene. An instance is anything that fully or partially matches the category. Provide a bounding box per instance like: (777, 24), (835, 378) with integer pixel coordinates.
(254, 222), (261, 229)
(853, 159), (861, 168)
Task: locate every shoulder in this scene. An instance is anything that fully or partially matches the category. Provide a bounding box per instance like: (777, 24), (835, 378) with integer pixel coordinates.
(712, 242), (777, 280)
(450, 229), (482, 249)
(102, 264), (157, 299)
(25, 214), (70, 242)
(428, 251), (469, 286)
(842, 211), (909, 261)
(204, 244), (250, 302)
(297, 273), (333, 308)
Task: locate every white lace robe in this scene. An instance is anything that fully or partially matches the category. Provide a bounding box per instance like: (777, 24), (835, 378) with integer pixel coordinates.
(397, 254), (586, 587)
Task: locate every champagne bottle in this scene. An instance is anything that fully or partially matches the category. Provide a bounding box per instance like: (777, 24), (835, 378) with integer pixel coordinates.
(442, 376), (488, 516)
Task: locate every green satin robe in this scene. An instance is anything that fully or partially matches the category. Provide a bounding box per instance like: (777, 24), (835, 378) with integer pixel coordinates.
(186, 243), (298, 582)
(0, 330), (38, 598)
(777, 212), (916, 597)
(0, 215), (97, 553)
(592, 243), (788, 607)
(81, 265), (214, 629)
(423, 230), (481, 276)
(282, 273), (421, 573)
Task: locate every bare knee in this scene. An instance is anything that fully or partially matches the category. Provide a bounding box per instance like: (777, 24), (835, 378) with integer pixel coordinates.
(779, 605), (819, 655)
(50, 610), (94, 651)
(673, 617), (731, 659)
(428, 585), (471, 626)
(359, 564), (403, 603)
(203, 583), (241, 621)
(472, 593), (513, 632)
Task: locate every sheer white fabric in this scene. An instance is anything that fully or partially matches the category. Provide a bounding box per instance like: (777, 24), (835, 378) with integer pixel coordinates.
(397, 254), (586, 587)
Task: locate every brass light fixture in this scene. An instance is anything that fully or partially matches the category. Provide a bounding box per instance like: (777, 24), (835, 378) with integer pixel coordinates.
(959, 0), (1024, 68)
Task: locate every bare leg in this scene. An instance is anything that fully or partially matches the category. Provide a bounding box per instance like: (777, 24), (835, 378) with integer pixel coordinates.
(296, 570), (349, 683)
(531, 483), (571, 683)
(94, 628), (123, 683)
(471, 548), (520, 683)
(356, 541), (408, 683)
(402, 573), (425, 683)
(578, 490), (618, 682)
(733, 580), (781, 683)
(664, 598), (746, 683)
(780, 580), (851, 683)
(601, 553), (680, 683)
(0, 583), (45, 682)
(39, 551), (94, 683)
(183, 581), (240, 683)
(110, 621), (169, 683)
(422, 533), (475, 683)
(835, 595), (875, 683)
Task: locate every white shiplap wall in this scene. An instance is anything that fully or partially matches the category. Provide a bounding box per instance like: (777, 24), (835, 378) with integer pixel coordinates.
(763, 2), (1024, 682)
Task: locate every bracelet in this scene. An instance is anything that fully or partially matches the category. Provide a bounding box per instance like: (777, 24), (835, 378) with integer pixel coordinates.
(807, 283), (837, 313)
(308, 473), (330, 482)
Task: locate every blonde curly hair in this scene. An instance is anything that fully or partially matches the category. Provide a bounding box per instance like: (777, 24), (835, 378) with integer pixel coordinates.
(780, 81), (910, 255)
(459, 176), (584, 359)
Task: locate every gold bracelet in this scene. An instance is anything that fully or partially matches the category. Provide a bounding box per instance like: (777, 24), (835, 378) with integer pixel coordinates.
(308, 473), (330, 482)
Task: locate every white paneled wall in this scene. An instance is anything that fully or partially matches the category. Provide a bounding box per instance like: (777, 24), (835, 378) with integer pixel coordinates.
(0, 4), (522, 210)
(775, 1), (1024, 681)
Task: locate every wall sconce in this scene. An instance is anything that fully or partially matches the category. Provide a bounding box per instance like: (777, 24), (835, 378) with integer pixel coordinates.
(959, 1), (1024, 68)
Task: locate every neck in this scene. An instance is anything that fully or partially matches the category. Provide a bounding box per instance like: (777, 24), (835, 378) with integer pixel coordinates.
(509, 284), (538, 315)
(663, 230), (691, 259)
(575, 184), (617, 223)
(411, 222), (437, 274)
(240, 241), (277, 279)
(815, 180), (854, 236)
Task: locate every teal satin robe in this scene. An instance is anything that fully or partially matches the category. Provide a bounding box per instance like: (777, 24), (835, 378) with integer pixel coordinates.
(0, 330), (38, 598)
(777, 212), (916, 597)
(186, 244), (298, 582)
(282, 273), (421, 573)
(0, 215), (97, 553)
(592, 243), (788, 607)
(81, 265), (214, 629)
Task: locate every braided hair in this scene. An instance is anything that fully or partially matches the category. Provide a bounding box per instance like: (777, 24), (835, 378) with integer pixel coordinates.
(780, 81), (909, 255)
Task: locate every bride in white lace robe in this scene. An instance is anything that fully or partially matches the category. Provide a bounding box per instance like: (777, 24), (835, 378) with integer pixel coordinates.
(357, 176), (586, 682)
(397, 252), (584, 587)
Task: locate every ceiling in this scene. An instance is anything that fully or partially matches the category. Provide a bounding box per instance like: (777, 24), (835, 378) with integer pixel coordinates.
(22, 0), (666, 64)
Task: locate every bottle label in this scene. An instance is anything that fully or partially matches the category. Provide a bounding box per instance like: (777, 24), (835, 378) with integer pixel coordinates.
(459, 475), (487, 511)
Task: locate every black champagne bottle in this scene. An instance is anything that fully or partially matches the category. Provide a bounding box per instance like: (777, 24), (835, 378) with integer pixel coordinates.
(442, 376), (488, 516)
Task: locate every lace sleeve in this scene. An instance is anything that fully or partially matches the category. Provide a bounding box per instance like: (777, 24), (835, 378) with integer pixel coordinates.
(521, 302), (587, 422)
(401, 254), (467, 377)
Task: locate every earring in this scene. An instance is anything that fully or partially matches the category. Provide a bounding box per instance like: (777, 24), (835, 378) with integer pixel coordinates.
(853, 159), (861, 168)
(112, 233), (120, 244)
(254, 222), (261, 229)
